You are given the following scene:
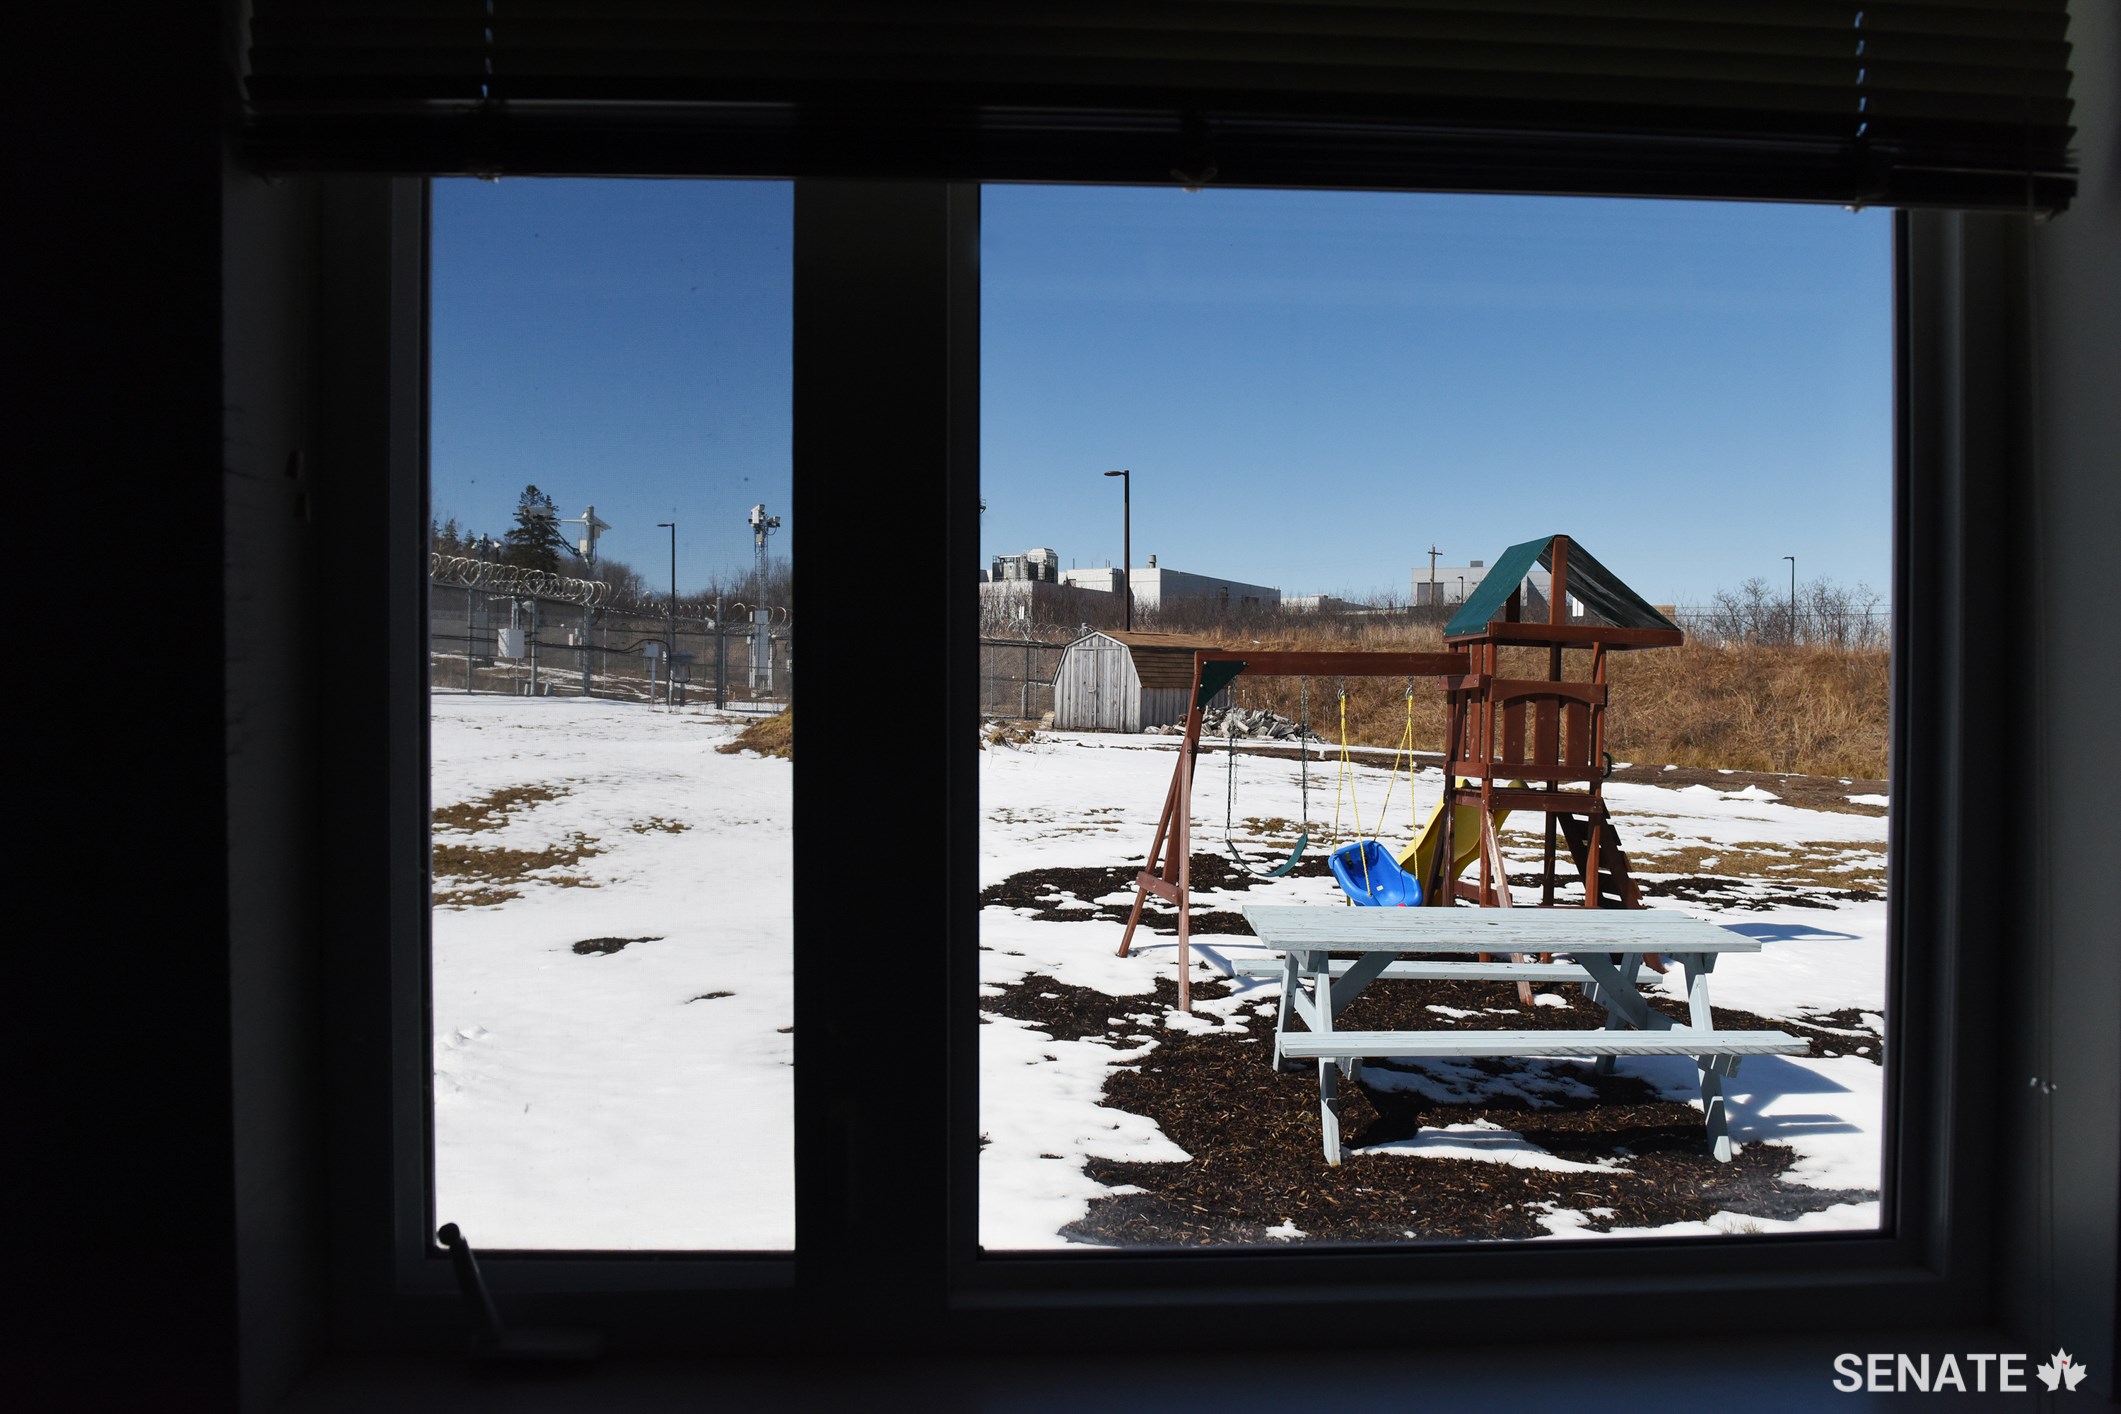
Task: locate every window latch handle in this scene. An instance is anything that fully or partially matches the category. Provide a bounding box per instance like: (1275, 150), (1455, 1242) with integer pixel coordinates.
(436, 1222), (606, 1364)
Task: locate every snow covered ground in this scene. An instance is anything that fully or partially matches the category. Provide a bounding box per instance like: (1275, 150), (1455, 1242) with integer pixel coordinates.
(977, 730), (1888, 1249)
(430, 694), (792, 1250)
(427, 696), (1886, 1253)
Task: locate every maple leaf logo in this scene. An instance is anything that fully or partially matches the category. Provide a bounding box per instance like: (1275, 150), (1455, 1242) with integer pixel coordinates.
(2036, 1349), (2088, 1392)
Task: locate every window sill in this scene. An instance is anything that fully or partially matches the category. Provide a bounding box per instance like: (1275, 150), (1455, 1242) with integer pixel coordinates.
(277, 1326), (2023, 1411)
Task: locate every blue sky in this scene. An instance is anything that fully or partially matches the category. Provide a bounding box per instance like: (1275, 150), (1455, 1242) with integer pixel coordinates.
(430, 179), (794, 594)
(432, 180), (1891, 604)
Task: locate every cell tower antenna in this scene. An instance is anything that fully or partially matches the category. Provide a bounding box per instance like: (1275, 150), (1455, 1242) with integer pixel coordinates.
(748, 504), (783, 693)
(748, 503), (781, 601)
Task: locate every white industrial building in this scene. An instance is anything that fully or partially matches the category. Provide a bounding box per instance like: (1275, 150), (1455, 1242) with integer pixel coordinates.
(982, 548), (1282, 619)
(1123, 561), (1280, 612)
(1058, 565), (1123, 594)
(986, 547), (1063, 583)
(1414, 559), (1563, 615)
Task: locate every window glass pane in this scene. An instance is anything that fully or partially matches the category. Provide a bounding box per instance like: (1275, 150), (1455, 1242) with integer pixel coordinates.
(428, 179), (793, 1250)
(978, 186), (1889, 1250)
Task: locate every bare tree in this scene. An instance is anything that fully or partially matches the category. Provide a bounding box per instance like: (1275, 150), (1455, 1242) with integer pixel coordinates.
(1697, 575), (1885, 648)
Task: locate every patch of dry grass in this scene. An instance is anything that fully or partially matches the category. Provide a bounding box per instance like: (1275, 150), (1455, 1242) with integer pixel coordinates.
(985, 720), (1038, 748)
(1624, 839), (1885, 892)
(1178, 621), (1888, 779)
(431, 834), (605, 908)
(1604, 642), (1888, 779)
(432, 783), (565, 834)
(717, 709), (793, 759)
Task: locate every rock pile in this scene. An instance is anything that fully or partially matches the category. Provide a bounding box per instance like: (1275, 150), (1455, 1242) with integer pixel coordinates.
(1152, 707), (1316, 741)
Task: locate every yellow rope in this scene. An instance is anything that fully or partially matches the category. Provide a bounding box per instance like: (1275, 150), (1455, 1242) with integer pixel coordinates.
(1330, 687), (1349, 847)
(1335, 684), (1421, 903)
(1337, 688), (1374, 897)
(1369, 684), (1417, 844)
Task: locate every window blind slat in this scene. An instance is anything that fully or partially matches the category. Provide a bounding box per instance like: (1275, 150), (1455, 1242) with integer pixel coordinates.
(239, 0), (2077, 211)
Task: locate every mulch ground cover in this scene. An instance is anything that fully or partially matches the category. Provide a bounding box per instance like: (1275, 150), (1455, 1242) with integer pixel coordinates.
(982, 858), (1881, 1245)
(982, 811), (1881, 928)
(981, 859), (1885, 1044)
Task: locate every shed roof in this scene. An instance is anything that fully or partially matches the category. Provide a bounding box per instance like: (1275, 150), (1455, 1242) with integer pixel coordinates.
(1443, 535), (1680, 640)
(1072, 630), (1224, 690)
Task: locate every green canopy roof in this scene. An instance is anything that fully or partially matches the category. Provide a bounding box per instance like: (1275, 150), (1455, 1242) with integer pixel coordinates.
(1443, 535), (1679, 638)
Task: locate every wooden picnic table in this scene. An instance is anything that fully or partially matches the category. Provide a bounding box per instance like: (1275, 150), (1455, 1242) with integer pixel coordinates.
(1237, 906), (1808, 1165)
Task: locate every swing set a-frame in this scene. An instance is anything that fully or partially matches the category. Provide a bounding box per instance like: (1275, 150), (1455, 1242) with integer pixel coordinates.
(1116, 648), (1467, 1011)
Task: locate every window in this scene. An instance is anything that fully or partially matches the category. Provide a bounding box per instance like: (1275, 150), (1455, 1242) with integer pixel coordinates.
(425, 178), (794, 1253)
(287, 180), (2017, 1346)
(241, 12), (2087, 1355)
(975, 185), (1894, 1252)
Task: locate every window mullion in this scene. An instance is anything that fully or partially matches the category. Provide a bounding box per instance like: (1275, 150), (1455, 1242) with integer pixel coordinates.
(791, 180), (976, 1343)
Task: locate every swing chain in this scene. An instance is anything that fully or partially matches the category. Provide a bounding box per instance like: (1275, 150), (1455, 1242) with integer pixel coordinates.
(1297, 678), (1309, 828)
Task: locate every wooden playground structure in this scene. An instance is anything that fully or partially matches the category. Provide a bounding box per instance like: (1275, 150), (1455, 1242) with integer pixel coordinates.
(1425, 533), (1684, 914)
(1118, 534), (1684, 1011)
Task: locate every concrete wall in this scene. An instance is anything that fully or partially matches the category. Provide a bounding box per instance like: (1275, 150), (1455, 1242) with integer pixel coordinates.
(1129, 566), (1281, 611)
(1060, 566), (1123, 594)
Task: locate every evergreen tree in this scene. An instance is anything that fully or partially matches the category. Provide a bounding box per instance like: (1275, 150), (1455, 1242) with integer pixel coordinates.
(502, 485), (569, 572)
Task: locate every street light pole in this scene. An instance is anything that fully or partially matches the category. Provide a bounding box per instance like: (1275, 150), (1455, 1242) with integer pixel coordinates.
(1104, 469), (1131, 631)
(658, 521), (677, 705)
(1783, 555), (1797, 645)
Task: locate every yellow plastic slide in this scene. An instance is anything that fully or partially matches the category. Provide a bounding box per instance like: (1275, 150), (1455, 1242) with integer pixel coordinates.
(1394, 781), (1518, 887)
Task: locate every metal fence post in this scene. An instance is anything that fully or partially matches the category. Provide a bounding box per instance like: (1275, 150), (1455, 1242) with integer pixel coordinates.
(715, 615), (727, 709)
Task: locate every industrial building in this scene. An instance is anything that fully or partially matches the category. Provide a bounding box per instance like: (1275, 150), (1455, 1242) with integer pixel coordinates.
(1415, 558), (1562, 616)
(983, 547), (1282, 619)
(1123, 562), (1280, 613)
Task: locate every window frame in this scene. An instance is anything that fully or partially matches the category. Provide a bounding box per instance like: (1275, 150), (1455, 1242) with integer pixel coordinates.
(319, 175), (2014, 1351)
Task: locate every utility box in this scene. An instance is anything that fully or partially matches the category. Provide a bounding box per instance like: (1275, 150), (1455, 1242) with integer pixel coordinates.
(643, 640), (664, 662)
(670, 651), (694, 683)
(749, 629), (774, 691)
(496, 627), (526, 659)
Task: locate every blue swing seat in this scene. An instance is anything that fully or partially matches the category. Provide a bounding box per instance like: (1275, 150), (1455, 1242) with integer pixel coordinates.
(1328, 839), (1424, 907)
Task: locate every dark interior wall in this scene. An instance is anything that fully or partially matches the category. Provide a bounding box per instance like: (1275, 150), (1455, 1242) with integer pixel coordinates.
(2006, 0), (2121, 1374)
(222, 159), (328, 1409)
(25, 4), (240, 1407)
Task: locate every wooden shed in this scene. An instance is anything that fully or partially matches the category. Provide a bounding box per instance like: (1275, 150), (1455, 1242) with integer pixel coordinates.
(1051, 630), (1230, 732)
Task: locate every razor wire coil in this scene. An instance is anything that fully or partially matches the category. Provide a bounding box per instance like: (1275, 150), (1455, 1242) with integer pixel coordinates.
(429, 552), (611, 607)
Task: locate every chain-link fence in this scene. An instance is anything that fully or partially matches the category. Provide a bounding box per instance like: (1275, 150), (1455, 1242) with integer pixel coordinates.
(430, 580), (792, 710)
(979, 635), (1070, 720)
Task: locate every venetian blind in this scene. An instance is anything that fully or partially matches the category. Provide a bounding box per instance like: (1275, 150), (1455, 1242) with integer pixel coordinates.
(238, 0), (2077, 210)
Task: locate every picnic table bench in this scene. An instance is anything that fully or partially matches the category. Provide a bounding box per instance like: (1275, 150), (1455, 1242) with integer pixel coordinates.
(1238, 905), (1808, 1164)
